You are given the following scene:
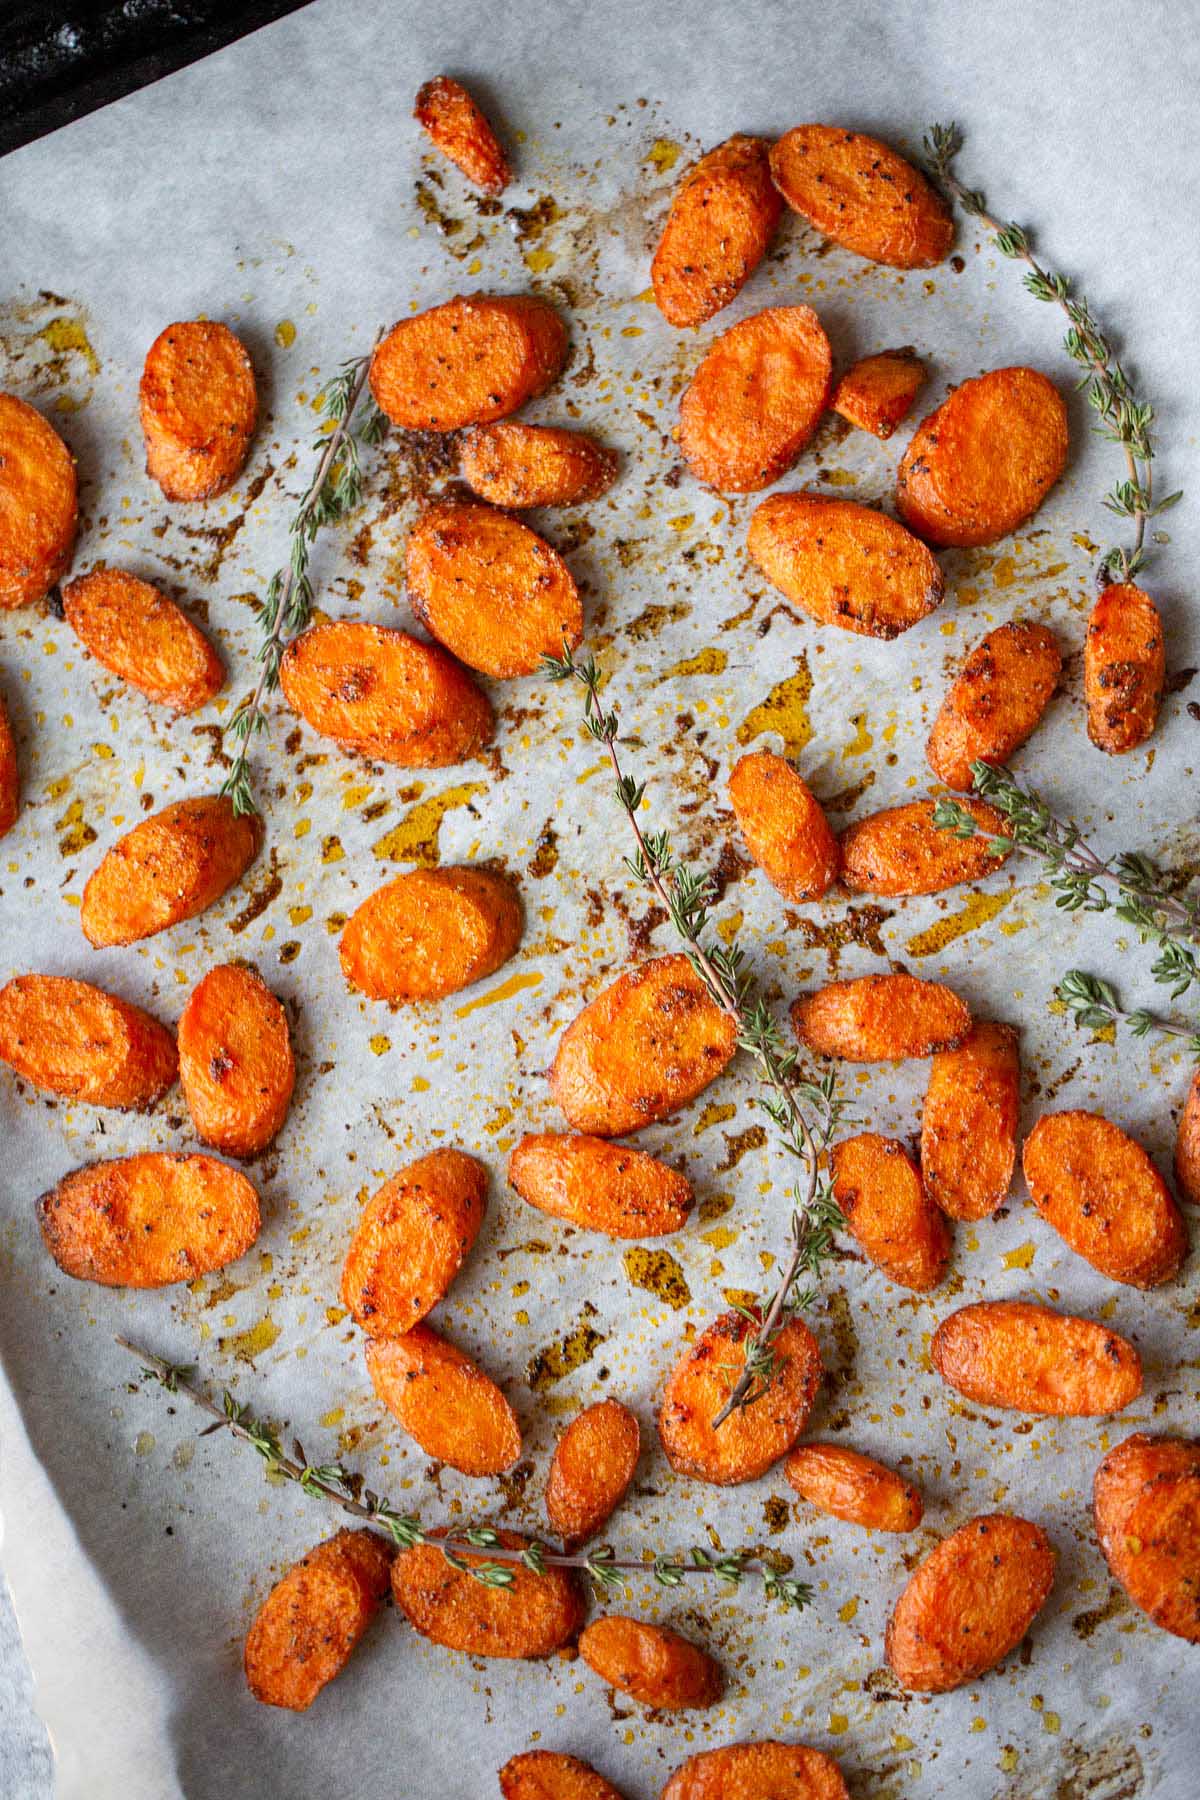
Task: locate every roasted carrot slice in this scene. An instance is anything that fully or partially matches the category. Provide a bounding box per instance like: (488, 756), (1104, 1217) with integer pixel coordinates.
(830, 1132), (951, 1291)
(1022, 1110), (1187, 1288)
(832, 350), (925, 439)
(80, 796), (261, 947)
(0, 974), (176, 1109)
(727, 750), (840, 901)
(927, 620), (1062, 790)
(1084, 583), (1165, 755)
(459, 422), (618, 508)
(1093, 1433), (1200, 1642)
(839, 796), (1008, 895)
(392, 1528), (583, 1658)
(747, 494), (943, 639)
(0, 392), (77, 607)
(651, 135), (781, 328)
(365, 1325), (520, 1476)
(500, 1752), (629, 1800)
(340, 866), (522, 1003)
(139, 321), (256, 503)
(177, 962), (293, 1157)
(414, 76), (510, 194)
(785, 1443), (923, 1532)
(508, 1134), (692, 1238)
(39, 1151), (259, 1286)
(549, 954), (737, 1137)
(407, 501), (582, 678)
(658, 1311), (822, 1485)
(896, 368), (1068, 547)
(678, 306), (832, 492)
(792, 974), (970, 1062)
(340, 1148), (487, 1337)
(244, 1529), (393, 1711)
(920, 1021), (1020, 1220)
(932, 1300), (1142, 1416)
(886, 1515), (1055, 1691)
(578, 1616), (722, 1711)
(663, 1742), (849, 1800)
(770, 126), (952, 268)
(0, 691), (15, 836)
(1175, 1067), (1200, 1207)
(546, 1398), (640, 1548)
(371, 296), (566, 431)
(62, 567), (223, 713)
(280, 619), (493, 767)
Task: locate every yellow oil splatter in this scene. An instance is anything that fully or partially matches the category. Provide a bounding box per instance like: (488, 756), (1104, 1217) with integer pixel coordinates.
(523, 248), (555, 274)
(701, 1226), (738, 1252)
(56, 798), (96, 856)
(623, 1247), (691, 1310)
(736, 657), (812, 758)
(667, 647), (727, 677)
(647, 138), (681, 172)
(274, 319), (296, 348)
(288, 904), (312, 926)
(320, 1407), (345, 1428)
(526, 1307), (607, 1391)
(455, 970), (543, 1018)
(838, 1597), (859, 1623)
(828, 1713), (850, 1735)
(372, 781), (486, 864)
(841, 711), (873, 759)
(906, 890), (1012, 958)
(39, 316), (99, 375)
(822, 468), (858, 488)
(716, 910), (742, 946)
(998, 1749), (1019, 1774)
(230, 1315), (280, 1362)
(134, 1431), (155, 1457)
(694, 1102), (737, 1135)
(369, 1034), (390, 1056)
(1003, 1241), (1036, 1271)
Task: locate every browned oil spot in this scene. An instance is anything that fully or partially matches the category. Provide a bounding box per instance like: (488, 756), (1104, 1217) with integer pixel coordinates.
(622, 1247), (691, 1310)
(494, 1460), (534, 1515)
(39, 315), (100, 377)
(1071, 1584), (1130, 1641)
(229, 849), (282, 934)
(527, 820), (559, 879)
(56, 798), (96, 856)
(714, 1126), (767, 1172)
(372, 781), (486, 865)
(762, 1495), (790, 1535)
(526, 1304), (607, 1391)
(791, 903), (892, 974)
(190, 722), (228, 768)
(625, 599), (690, 642)
(824, 1287), (860, 1385)
(736, 656), (813, 758)
(496, 1238), (552, 1264)
(693, 1101), (737, 1136)
(823, 769), (877, 814)
(179, 515), (245, 583)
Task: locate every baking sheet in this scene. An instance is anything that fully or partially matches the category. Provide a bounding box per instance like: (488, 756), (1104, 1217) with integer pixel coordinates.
(1, 1), (1198, 1795)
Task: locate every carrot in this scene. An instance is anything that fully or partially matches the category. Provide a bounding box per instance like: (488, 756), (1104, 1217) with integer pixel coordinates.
(677, 305), (832, 492)
(662, 1742), (850, 1800)
(177, 962), (294, 1157)
(508, 1134), (693, 1238)
(792, 973), (970, 1062)
(499, 1752), (629, 1800)
(658, 1311), (822, 1485)
(549, 953), (737, 1137)
(139, 321), (256, 503)
(370, 296), (566, 431)
(460, 422), (618, 508)
(839, 796), (1008, 895)
(896, 367), (1068, 547)
(365, 1325), (520, 1477)
(61, 567), (223, 713)
(577, 1616), (722, 1711)
(769, 125), (952, 268)
(885, 1514), (1056, 1691)
(784, 1443), (923, 1532)
(746, 494), (944, 639)
(1084, 583), (1165, 755)
(340, 866), (522, 1003)
(926, 620), (1062, 790)
(0, 392), (77, 608)
(392, 1528), (583, 1658)
(1022, 1110), (1187, 1288)
(80, 796), (261, 948)
(244, 1529), (393, 1711)
(340, 1148), (487, 1337)
(0, 974), (176, 1110)
(545, 1398), (640, 1547)
(39, 1151), (259, 1287)
(651, 135), (781, 328)
(414, 76), (510, 194)
(1174, 1067), (1200, 1206)
(280, 619), (493, 767)
(1093, 1433), (1200, 1642)
(920, 1021), (1020, 1220)
(832, 349), (925, 439)
(406, 500), (582, 678)
(0, 691), (15, 836)
(932, 1300), (1142, 1417)
(830, 1132), (951, 1291)
(727, 750), (840, 901)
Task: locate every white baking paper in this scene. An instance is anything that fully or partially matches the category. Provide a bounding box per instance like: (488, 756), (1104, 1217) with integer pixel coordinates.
(0, 1), (1198, 1796)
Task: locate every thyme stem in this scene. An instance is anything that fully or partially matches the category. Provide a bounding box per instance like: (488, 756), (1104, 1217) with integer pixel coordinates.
(117, 1338), (813, 1613)
(1055, 971), (1200, 1061)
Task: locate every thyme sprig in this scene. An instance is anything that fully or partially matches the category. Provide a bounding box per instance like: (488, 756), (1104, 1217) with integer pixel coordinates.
(221, 343), (386, 816)
(923, 123), (1181, 584)
(1055, 971), (1200, 1059)
(934, 762), (1200, 1008)
(117, 1338), (813, 1614)
(543, 648), (846, 1425)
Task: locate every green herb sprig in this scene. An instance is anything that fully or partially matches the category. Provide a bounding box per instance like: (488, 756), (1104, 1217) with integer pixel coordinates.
(221, 344), (386, 817)
(923, 123), (1181, 584)
(118, 1338), (812, 1614)
(543, 648), (846, 1426)
(1054, 970), (1200, 1059)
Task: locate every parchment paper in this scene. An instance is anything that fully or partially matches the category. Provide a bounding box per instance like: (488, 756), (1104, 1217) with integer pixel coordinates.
(1, 2), (1198, 1796)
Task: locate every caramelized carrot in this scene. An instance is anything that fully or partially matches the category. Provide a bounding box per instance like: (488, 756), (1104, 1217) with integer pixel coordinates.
(500, 1753), (629, 1800)
(770, 127), (953, 267)
(340, 1148), (487, 1337)
(365, 1326), (520, 1476)
(1022, 1110), (1187, 1288)
(177, 962), (294, 1157)
(0, 392), (77, 607)
(785, 1443), (923, 1532)
(546, 1398), (640, 1547)
(658, 1311), (822, 1484)
(662, 1743), (849, 1800)
(139, 321), (256, 503)
(830, 1132), (951, 1291)
(39, 1151), (260, 1286)
(1093, 1433), (1200, 1642)
(1175, 1067), (1200, 1207)
(886, 1515), (1055, 1691)
(509, 1133), (693, 1238)
(1084, 583), (1165, 754)
(371, 296), (566, 431)
(460, 422), (618, 508)
(792, 974), (970, 1062)
(678, 306), (832, 492)
(80, 796), (261, 947)
(727, 750), (840, 900)
(62, 567), (223, 713)
(340, 867), (522, 1004)
(926, 620), (1062, 790)
(414, 76), (510, 194)
(839, 796), (1008, 895)
(920, 1022), (1020, 1220)
(832, 350), (925, 438)
(244, 1529), (393, 1711)
(931, 1300), (1142, 1416)
(651, 135), (781, 328)
(578, 1616), (722, 1711)
(392, 1528), (583, 1658)
(0, 974), (176, 1110)
(747, 494), (943, 639)
(0, 691), (15, 836)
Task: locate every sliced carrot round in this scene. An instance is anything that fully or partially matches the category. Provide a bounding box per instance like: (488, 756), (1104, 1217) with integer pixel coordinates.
(509, 1133), (693, 1237)
(0, 973), (176, 1109)
(546, 1398), (640, 1547)
(366, 1325), (520, 1476)
(658, 1311), (822, 1485)
(578, 1616), (722, 1711)
(678, 306), (832, 492)
(651, 135), (781, 329)
(80, 796), (261, 947)
(371, 296), (566, 431)
(459, 421), (617, 508)
(0, 392), (77, 608)
(770, 126), (953, 268)
(830, 1132), (951, 1291)
(785, 1443), (923, 1532)
(920, 1021), (1020, 1220)
(839, 796), (1008, 895)
(931, 1300), (1142, 1416)
(177, 962), (294, 1157)
(747, 494), (943, 638)
(340, 866), (522, 1003)
(244, 1529), (393, 1711)
(139, 321), (256, 502)
(1084, 583), (1165, 755)
(392, 1528), (583, 1658)
(500, 1752), (629, 1800)
(62, 567), (223, 713)
(1022, 1110), (1187, 1288)
(340, 1148), (487, 1337)
(414, 76), (510, 194)
(832, 350), (925, 439)
(927, 619), (1062, 789)
(727, 750), (840, 900)
(792, 974), (970, 1062)
(663, 1742), (849, 1800)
